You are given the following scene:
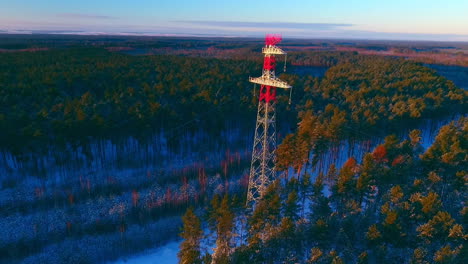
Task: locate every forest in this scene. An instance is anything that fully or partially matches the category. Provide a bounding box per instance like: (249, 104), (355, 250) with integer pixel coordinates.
(277, 55), (467, 175)
(0, 37), (467, 264)
(0, 48), (261, 152)
(178, 117), (467, 264)
(1, 46), (466, 154)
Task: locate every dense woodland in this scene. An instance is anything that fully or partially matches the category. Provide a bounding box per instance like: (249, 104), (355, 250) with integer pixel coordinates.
(0, 38), (467, 263)
(179, 117), (467, 264)
(278, 55), (467, 174)
(0, 48), (264, 152)
(1, 46), (466, 154)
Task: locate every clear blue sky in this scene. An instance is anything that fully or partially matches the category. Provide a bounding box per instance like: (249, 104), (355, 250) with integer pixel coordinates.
(1, 0), (467, 41)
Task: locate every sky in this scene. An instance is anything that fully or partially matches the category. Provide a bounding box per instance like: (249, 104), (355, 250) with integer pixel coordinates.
(1, 0), (467, 41)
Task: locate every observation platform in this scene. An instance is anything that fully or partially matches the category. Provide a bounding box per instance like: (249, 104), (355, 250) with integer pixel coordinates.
(262, 45), (286, 55)
(249, 75), (292, 89)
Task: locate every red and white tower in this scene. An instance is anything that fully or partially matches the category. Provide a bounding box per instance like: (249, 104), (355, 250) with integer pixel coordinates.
(247, 34), (291, 205)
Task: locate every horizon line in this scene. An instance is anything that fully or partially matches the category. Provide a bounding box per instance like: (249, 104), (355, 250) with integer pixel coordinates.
(1, 31), (468, 44)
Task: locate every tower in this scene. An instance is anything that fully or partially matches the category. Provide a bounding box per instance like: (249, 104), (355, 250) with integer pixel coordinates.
(247, 34), (291, 206)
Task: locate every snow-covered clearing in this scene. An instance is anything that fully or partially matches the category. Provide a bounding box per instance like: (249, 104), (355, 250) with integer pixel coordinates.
(111, 241), (180, 264)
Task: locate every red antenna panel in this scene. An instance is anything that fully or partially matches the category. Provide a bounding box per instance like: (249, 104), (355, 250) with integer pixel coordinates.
(265, 34), (282, 46)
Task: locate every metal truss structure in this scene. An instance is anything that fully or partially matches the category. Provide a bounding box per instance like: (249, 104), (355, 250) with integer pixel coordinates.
(247, 34), (291, 206)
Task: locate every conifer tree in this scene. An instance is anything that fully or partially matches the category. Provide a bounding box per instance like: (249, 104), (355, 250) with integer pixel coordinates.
(284, 190), (299, 221)
(212, 195), (234, 264)
(357, 153), (376, 206)
(383, 134), (400, 161)
(357, 251), (369, 264)
(333, 157), (359, 216)
(326, 163), (338, 186)
(309, 173), (332, 247)
(310, 173), (331, 222)
(207, 194), (221, 244)
(433, 245), (461, 263)
(409, 129), (424, 156)
(247, 182), (281, 254)
(178, 207), (203, 264)
(308, 247), (324, 263)
(410, 247), (429, 264)
(329, 250), (345, 264)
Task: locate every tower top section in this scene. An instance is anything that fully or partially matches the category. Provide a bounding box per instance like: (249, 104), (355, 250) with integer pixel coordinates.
(263, 34), (286, 55)
(265, 34), (282, 46)
(249, 34), (291, 90)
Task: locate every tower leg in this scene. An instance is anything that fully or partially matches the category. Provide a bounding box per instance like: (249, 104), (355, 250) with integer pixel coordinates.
(246, 93), (277, 206)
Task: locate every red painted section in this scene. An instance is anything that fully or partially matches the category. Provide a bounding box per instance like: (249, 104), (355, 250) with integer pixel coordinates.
(265, 34), (282, 46)
(263, 55), (276, 70)
(259, 85), (276, 102)
(258, 34), (282, 102)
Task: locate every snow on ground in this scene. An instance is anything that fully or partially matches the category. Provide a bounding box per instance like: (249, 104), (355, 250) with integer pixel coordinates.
(111, 241), (180, 264)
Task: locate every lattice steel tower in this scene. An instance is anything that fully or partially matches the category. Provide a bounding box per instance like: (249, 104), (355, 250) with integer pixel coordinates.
(247, 34), (291, 205)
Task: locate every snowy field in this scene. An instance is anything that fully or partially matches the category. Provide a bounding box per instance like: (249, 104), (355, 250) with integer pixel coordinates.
(111, 241), (180, 264)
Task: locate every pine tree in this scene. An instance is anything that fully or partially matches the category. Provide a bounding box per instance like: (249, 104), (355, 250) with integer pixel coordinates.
(178, 207), (203, 264)
(357, 153), (376, 206)
(284, 190), (299, 221)
(248, 182), (281, 249)
(238, 186), (281, 263)
(433, 245), (461, 263)
(366, 224), (382, 245)
(380, 197), (406, 247)
(357, 251), (369, 264)
(410, 247), (429, 264)
(383, 134), (400, 161)
(207, 195), (221, 244)
(310, 173), (331, 221)
(308, 247), (324, 263)
(277, 134), (296, 172)
(308, 173), (332, 248)
(329, 250), (345, 264)
(271, 217), (297, 261)
(409, 129), (424, 156)
(417, 211), (455, 243)
(422, 117), (467, 169)
(336, 157), (357, 194)
(333, 157), (359, 216)
(326, 163), (338, 186)
(212, 195), (234, 264)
